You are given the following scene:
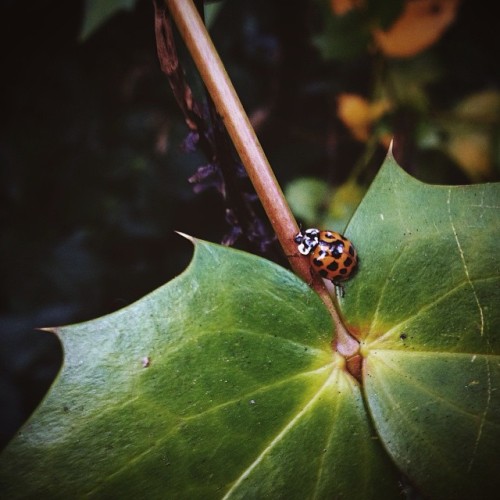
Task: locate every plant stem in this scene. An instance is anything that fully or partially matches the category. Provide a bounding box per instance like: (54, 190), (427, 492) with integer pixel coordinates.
(164, 0), (359, 359)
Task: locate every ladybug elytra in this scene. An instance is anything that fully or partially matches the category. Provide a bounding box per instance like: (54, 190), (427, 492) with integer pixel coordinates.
(294, 228), (358, 284)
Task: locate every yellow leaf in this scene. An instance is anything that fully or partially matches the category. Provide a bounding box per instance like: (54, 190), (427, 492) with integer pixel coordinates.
(453, 90), (500, 124)
(447, 132), (492, 180)
(337, 93), (392, 142)
(373, 0), (461, 58)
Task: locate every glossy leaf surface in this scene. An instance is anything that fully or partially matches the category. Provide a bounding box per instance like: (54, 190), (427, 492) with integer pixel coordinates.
(1, 154), (499, 499)
(0, 239), (400, 499)
(341, 152), (500, 499)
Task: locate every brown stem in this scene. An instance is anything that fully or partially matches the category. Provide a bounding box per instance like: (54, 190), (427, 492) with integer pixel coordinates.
(164, 0), (359, 359)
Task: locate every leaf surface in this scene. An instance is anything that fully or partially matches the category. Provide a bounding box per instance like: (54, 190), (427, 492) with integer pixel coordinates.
(0, 238), (400, 499)
(1, 153), (499, 499)
(341, 151), (500, 498)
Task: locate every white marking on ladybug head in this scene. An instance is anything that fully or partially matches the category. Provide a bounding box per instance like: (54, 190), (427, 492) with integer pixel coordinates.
(294, 228), (320, 255)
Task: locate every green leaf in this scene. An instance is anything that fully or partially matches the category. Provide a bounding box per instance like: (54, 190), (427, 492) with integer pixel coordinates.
(0, 238), (400, 498)
(2, 153), (499, 498)
(312, 4), (370, 61)
(80, 0), (137, 41)
(341, 150), (500, 499)
(285, 177), (329, 225)
(324, 181), (366, 231)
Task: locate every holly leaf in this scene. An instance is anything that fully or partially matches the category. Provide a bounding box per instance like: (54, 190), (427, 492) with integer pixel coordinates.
(1, 152), (499, 499)
(341, 151), (500, 499)
(0, 237), (400, 498)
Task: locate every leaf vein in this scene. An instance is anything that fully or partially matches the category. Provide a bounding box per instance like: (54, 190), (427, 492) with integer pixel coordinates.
(467, 357), (492, 472)
(447, 188), (485, 337)
(222, 363), (336, 499)
(369, 275), (498, 347)
(371, 352), (500, 427)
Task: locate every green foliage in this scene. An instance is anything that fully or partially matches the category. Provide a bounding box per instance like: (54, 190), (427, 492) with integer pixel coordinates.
(342, 152), (500, 498)
(1, 156), (499, 498)
(285, 177), (329, 225)
(2, 0), (500, 497)
(286, 178), (365, 231)
(80, 0), (137, 40)
(313, 6), (371, 61)
(0, 237), (400, 499)
(313, 0), (405, 60)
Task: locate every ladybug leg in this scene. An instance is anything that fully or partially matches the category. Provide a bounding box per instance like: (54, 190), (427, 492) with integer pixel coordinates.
(334, 283), (345, 298)
(308, 267), (317, 286)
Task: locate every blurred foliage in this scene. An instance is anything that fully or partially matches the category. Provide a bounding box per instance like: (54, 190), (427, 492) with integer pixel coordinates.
(80, 0), (136, 40)
(1, 0), (499, 450)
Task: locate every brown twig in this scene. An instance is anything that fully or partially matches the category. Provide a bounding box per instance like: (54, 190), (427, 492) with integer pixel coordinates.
(163, 0), (359, 360)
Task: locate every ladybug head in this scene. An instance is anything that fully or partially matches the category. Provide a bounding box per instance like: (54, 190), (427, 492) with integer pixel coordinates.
(294, 228), (320, 255)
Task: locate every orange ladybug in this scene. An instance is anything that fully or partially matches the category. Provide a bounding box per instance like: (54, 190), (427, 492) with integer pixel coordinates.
(294, 228), (358, 284)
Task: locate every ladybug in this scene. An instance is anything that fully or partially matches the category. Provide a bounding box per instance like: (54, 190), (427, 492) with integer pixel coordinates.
(294, 228), (358, 284)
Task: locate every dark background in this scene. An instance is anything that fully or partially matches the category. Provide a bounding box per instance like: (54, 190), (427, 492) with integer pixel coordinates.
(1, 0), (499, 450)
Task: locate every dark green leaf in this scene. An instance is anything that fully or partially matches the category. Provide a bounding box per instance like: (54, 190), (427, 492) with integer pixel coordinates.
(313, 8), (370, 61)
(286, 177), (329, 225)
(0, 237), (400, 498)
(341, 151), (500, 499)
(2, 153), (498, 499)
(80, 0), (137, 41)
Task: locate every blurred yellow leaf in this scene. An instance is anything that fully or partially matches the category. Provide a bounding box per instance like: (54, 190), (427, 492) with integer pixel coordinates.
(447, 132), (492, 180)
(442, 90), (500, 180)
(453, 90), (500, 124)
(373, 0), (460, 58)
(324, 181), (365, 230)
(337, 93), (392, 142)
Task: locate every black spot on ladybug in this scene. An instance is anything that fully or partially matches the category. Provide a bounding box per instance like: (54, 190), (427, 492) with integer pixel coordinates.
(319, 269), (329, 278)
(332, 243), (343, 258)
(348, 245), (355, 256)
(339, 268), (348, 275)
(312, 258), (323, 267)
(327, 261), (339, 271)
(344, 257), (353, 267)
